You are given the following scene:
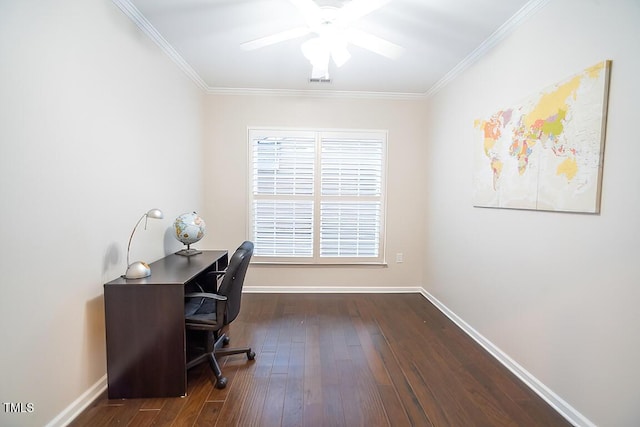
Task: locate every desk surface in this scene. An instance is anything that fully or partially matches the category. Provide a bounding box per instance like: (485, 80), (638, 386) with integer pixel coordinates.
(106, 250), (228, 286)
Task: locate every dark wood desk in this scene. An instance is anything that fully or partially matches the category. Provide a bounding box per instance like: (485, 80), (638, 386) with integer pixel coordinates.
(104, 250), (228, 399)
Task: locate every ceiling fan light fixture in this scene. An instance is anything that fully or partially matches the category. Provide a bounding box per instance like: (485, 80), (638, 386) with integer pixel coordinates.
(301, 37), (331, 78)
(301, 37), (329, 63)
(330, 43), (350, 67)
(311, 65), (330, 79)
(301, 32), (350, 79)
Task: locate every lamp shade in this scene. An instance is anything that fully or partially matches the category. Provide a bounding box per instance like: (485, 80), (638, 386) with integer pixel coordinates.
(124, 208), (164, 279)
(146, 208), (163, 220)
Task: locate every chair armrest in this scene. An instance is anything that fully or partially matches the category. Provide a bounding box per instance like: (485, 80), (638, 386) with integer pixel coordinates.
(185, 292), (227, 301)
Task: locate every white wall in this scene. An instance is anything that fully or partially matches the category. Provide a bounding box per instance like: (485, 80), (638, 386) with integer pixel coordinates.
(4, 0), (637, 425)
(423, 0), (640, 425)
(201, 94), (428, 289)
(0, 1), (203, 425)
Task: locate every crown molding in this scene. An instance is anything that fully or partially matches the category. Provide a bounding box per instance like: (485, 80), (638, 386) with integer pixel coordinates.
(425, 0), (551, 97)
(206, 86), (427, 101)
(113, 0), (550, 100)
(111, 0), (208, 91)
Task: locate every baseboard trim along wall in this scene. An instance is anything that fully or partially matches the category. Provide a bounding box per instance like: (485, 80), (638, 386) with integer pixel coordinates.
(243, 285), (423, 294)
(46, 375), (107, 427)
(245, 285), (594, 427)
(53, 286), (593, 426)
(419, 289), (595, 427)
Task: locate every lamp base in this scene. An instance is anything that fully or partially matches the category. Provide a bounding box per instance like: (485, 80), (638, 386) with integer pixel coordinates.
(124, 261), (151, 279)
(175, 248), (202, 257)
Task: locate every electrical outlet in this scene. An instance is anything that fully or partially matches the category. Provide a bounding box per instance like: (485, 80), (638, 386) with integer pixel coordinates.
(396, 252), (403, 263)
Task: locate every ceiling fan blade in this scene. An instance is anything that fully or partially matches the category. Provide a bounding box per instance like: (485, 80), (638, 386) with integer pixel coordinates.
(346, 28), (404, 60)
(337, 0), (393, 25)
(240, 27), (311, 51)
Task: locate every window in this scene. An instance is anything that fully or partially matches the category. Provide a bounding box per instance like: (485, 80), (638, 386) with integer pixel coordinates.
(249, 128), (387, 264)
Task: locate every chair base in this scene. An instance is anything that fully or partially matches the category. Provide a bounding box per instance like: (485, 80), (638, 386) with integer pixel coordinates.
(186, 331), (255, 389)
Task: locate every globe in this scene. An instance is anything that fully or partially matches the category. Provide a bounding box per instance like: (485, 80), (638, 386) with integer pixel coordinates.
(174, 212), (206, 256)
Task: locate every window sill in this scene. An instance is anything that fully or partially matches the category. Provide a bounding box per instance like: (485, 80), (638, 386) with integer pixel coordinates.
(251, 261), (388, 267)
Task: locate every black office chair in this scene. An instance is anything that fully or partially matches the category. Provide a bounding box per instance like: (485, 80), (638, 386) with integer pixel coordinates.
(184, 241), (255, 389)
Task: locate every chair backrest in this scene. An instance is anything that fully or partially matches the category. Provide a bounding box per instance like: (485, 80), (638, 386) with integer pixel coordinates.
(217, 241), (253, 325)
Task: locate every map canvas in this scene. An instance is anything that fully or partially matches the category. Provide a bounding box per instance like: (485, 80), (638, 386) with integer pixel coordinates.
(473, 60), (611, 213)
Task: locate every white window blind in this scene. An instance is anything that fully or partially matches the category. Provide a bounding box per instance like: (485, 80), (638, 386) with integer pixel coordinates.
(320, 201), (381, 257)
(252, 134), (315, 196)
(253, 200), (313, 256)
(249, 128), (386, 264)
(320, 134), (383, 258)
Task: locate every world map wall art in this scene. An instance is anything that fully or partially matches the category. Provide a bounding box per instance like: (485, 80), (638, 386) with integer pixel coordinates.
(473, 60), (611, 213)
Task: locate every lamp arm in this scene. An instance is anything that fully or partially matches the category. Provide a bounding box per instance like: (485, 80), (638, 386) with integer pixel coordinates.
(126, 213), (148, 267)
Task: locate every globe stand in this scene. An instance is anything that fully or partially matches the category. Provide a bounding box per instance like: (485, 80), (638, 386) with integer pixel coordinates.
(176, 244), (202, 257)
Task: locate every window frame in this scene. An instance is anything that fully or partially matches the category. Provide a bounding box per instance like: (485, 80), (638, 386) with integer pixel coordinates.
(247, 127), (388, 265)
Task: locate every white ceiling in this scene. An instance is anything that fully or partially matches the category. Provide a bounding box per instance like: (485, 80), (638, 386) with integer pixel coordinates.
(117, 0), (545, 96)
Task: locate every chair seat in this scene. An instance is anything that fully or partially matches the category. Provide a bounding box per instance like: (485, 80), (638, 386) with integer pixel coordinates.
(185, 296), (218, 325)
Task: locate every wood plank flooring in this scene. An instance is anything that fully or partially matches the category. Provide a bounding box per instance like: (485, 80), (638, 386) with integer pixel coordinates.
(70, 293), (572, 426)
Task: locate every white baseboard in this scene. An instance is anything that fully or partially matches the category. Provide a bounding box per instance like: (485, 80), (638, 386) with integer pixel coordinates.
(420, 289), (594, 427)
(46, 375), (107, 427)
(55, 286), (594, 427)
(247, 285), (594, 426)
(243, 285), (423, 293)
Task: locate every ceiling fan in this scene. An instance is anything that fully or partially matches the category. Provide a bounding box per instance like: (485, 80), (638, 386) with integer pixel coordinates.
(240, 0), (404, 79)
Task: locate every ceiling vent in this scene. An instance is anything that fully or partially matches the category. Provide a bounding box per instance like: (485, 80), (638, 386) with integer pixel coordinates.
(309, 77), (332, 83)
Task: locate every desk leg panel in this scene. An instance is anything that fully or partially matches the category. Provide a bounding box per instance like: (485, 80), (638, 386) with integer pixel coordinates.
(104, 284), (186, 398)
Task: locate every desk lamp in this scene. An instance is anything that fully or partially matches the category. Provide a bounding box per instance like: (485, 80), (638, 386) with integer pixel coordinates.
(124, 208), (163, 279)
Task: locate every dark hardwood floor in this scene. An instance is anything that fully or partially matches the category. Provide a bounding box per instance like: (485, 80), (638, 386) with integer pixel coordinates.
(71, 293), (572, 426)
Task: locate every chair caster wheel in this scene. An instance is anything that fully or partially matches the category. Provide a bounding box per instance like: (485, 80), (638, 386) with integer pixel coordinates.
(216, 377), (228, 389)
(247, 350), (256, 360)
(222, 336), (230, 346)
